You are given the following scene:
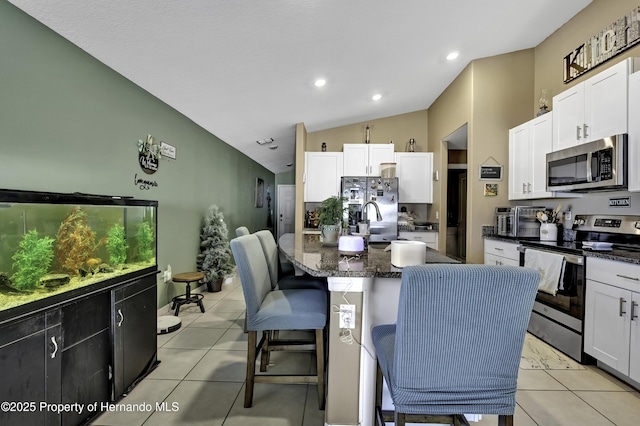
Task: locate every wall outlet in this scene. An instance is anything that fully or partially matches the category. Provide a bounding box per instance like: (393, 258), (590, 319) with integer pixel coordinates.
(339, 304), (356, 329)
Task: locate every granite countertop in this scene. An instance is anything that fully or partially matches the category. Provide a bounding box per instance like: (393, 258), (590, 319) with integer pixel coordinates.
(484, 235), (640, 265)
(279, 233), (458, 279)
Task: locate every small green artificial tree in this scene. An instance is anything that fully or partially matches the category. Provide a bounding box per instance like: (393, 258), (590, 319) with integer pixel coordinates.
(11, 229), (54, 290)
(106, 223), (128, 265)
(196, 205), (234, 292)
(136, 222), (155, 262)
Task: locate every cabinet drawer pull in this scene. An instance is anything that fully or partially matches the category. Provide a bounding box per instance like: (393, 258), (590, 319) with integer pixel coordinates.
(50, 336), (58, 359)
(620, 298), (627, 317)
(117, 308), (124, 327)
(616, 274), (640, 281)
(527, 183), (532, 193)
(494, 247), (503, 251)
(576, 125), (582, 140)
(522, 183), (526, 194)
(632, 301), (639, 321)
(583, 123), (588, 138)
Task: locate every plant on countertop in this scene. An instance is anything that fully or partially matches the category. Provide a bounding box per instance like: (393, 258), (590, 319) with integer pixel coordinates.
(106, 223), (128, 265)
(136, 222), (155, 263)
(317, 196), (346, 227)
(11, 229), (54, 290)
(196, 204), (234, 292)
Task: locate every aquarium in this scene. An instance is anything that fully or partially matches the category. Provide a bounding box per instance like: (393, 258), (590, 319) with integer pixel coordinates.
(0, 189), (157, 321)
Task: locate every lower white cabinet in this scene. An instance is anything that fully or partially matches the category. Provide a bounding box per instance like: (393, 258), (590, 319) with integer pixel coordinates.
(585, 257), (640, 382)
(483, 239), (519, 266)
(399, 231), (437, 250)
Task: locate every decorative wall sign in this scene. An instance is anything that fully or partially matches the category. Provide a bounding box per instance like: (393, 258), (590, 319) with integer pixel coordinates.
(609, 196), (631, 207)
(160, 141), (176, 160)
(478, 165), (503, 181)
(134, 173), (158, 190)
(137, 134), (161, 174)
(484, 183), (498, 196)
(563, 6), (640, 83)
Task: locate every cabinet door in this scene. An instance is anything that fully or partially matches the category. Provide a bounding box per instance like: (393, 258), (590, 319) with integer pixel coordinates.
(395, 152), (433, 203)
(630, 292), (640, 383)
(529, 114), (554, 198)
(584, 59), (630, 142)
(584, 279), (631, 374)
(304, 152), (343, 202)
(0, 313), (61, 426)
(508, 123), (530, 200)
(343, 144), (368, 176)
(552, 85), (584, 151)
(368, 144), (395, 176)
(629, 70), (640, 192)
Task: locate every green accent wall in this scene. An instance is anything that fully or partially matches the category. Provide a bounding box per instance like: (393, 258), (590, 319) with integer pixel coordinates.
(0, 1), (274, 307)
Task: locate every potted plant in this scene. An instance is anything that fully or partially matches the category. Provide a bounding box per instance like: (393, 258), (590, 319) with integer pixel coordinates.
(197, 205), (234, 292)
(317, 195), (346, 246)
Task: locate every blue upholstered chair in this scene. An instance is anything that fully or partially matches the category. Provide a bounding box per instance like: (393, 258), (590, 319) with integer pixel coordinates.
(254, 230), (326, 291)
(372, 264), (540, 426)
(230, 234), (327, 409)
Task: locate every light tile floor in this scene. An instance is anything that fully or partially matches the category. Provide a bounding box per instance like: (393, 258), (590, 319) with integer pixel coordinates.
(90, 276), (640, 426)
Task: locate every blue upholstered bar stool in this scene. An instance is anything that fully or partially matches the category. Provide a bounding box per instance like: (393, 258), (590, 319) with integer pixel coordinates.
(230, 234), (327, 409)
(372, 264), (540, 426)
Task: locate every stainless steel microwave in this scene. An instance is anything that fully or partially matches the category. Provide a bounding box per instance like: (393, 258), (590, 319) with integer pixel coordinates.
(546, 134), (627, 192)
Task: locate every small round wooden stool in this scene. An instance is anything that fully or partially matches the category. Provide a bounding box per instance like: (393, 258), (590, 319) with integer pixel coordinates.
(171, 271), (205, 316)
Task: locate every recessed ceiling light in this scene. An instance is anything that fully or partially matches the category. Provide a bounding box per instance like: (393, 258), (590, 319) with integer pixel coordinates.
(446, 51), (459, 61)
(372, 94), (382, 101)
(286, 163), (293, 167)
(269, 145), (279, 150)
(315, 79), (326, 87)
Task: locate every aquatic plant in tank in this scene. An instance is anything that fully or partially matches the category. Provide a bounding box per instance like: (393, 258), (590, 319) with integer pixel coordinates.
(136, 222), (154, 262)
(11, 230), (54, 291)
(55, 206), (101, 276)
(106, 223), (128, 265)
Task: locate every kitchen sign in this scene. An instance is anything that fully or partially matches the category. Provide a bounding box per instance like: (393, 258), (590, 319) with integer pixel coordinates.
(564, 5), (640, 83)
(478, 165), (502, 181)
(609, 196), (631, 207)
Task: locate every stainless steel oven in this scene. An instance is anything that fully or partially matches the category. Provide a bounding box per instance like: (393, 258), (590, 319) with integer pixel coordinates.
(518, 245), (587, 362)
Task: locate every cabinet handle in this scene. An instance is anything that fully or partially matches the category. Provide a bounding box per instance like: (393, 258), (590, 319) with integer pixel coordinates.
(527, 183), (532, 193)
(494, 247), (504, 251)
(632, 301), (639, 321)
(583, 123), (588, 139)
(522, 183), (526, 194)
(616, 274), (640, 281)
(50, 336), (58, 359)
(576, 125), (582, 140)
(620, 298), (627, 317)
(117, 308), (124, 327)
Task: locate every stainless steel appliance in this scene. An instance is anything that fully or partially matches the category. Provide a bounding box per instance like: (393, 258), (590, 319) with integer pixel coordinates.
(341, 176), (398, 242)
(495, 206), (545, 238)
(546, 134), (627, 192)
(519, 214), (640, 363)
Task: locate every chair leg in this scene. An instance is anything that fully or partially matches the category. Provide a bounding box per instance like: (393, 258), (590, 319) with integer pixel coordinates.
(498, 414), (514, 426)
(374, 362), (383, 425)
(260, 331), (270, 372)
(394, 412), (406, 426)
(245, 331), (257, 408)
(315, 328), (325, 410)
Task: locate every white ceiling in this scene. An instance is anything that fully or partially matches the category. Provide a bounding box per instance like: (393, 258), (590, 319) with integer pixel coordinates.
(9, 0), (591, 174)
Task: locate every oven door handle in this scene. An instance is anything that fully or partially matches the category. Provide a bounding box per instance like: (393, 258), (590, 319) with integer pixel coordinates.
(517, 246), (583, 265)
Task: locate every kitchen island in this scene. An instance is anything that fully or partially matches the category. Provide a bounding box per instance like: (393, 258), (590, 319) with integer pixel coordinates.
(279, 233), (459, 426)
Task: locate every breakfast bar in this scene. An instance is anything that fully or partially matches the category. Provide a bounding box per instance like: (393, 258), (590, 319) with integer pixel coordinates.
(279, 233), (459, 426)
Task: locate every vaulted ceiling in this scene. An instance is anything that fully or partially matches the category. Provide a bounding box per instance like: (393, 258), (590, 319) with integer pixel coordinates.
(9, 0), (592, 173)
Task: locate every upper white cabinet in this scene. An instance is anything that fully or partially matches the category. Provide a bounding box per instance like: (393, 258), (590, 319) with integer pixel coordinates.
(629, 70), (640, 192)
(395, 152), (433, 203)
(508, 114), (553, 200)
(553, 58), (640, 151)
(304, 152), (343, 202)
(343, 144), (395, 176)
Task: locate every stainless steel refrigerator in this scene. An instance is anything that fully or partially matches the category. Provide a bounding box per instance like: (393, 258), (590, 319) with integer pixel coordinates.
(341, 176), (398, 242)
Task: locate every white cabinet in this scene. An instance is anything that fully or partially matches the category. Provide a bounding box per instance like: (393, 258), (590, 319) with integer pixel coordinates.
(483, 239), (520, 266)
(629, 70), (640, 192)
(304, 152), (343, 202)
(395, 152), (433, 203)
(553, 58), (639, 151)
(343, 144), (395, 176)
(399, 231), (437, 250)
(585, 257), (640, 382)
(509, 114), (553, 200)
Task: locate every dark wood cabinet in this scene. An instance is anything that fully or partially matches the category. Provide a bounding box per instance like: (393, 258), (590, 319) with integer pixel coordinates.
(111, 275), (158, 400)
(0, 271), (157, 426)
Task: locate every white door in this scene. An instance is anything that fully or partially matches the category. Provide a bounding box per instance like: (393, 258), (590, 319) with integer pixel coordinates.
(368, 144), (395, 176)
(277, 184), (295, 240)
(552, 84), (584, 151)
(529, 114), (553, 198)
(508, 123), (530, 200)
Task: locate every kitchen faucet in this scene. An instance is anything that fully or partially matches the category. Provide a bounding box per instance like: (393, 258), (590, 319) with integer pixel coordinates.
(362, 201), (383, 222)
